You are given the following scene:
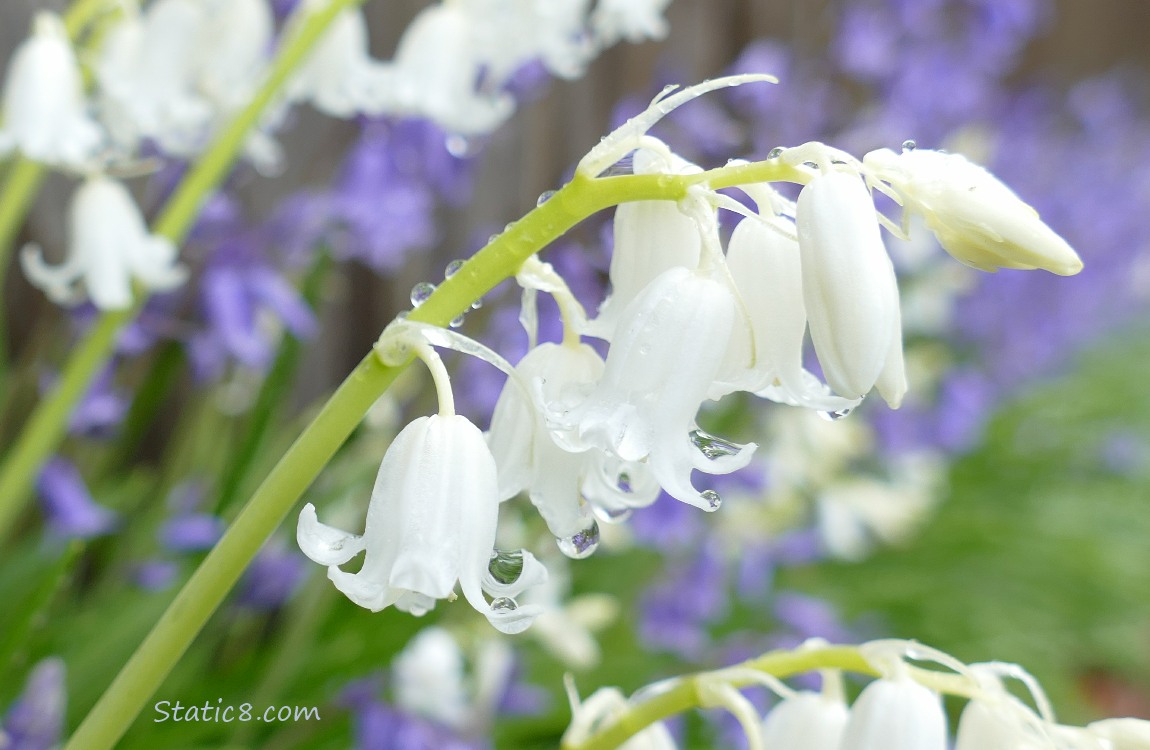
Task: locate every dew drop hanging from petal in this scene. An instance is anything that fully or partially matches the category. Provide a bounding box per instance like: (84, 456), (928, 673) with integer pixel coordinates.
(689, 429), (743, 460)
(490, 597), (518, 612)
(557, 519), (601, 559)
(701, 489), (722, 510)
(902, 139), (917, 151)
(817, 407), (854, 422)
(487, 549), (525, 585)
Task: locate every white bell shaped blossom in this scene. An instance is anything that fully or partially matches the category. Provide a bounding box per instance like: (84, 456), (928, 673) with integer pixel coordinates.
(298, 413), (548, 634)
(716, 185), (861, 413)
(760, 691), (850, 750)
(1088, 718), (1150, 749)
(21, 176), (186, 310)
(591, 0), (674, 44)
(380, 3), (513, 135)
(488, 341), (661, 555)
(839, 674), (947, 750)
(796, 168), (907, 407)
(584, 143), (702, 340)
(463, 0), (593, 84)
(283, 1), (389, 119)
(195, 0), (273, 113)
(95, 0), (214, 155)
(0, 13), (103, 167)
(954, 698), (1052, 750)
(544, 264), (757, 511)
(864, 147), (1083, 276)
(563, 680), (678, 750)
(392, 627), (472, 730)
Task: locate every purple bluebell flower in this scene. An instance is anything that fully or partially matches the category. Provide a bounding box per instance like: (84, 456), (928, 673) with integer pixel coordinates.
(134, 560), (180, 591)
(159, 513), (225, 552)
(639, 543), (729, 658)
(237, 541), (308, 609)
(772, 591), (854, 644)
(36, 457), (117, 539)
(1, 658), (66, 750)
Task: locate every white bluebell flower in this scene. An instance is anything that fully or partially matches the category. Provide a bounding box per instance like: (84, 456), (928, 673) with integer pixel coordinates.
(0, 12), (103, 167)
(760, 691), (850, 750)
(543, 264), (756, 511)
(591, 0), (674, 44)
(796, 168), (907, 407)
(297, 413), (548, 634)
(21, 176), (186, 310)
(864, 146), (1083, 276)
(839, 674), (947, 750)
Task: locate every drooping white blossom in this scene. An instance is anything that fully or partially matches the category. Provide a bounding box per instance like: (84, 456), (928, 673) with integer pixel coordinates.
(95, 0), (213, 155)
(380, 3), (513, 135)
(21, 176), (186, 310)
(297, 413), (548, 634)
(463, 0), (594, 84)
(584, 143), (702, 340)
(0, 12), (103, 167)
(839, 674), (948, 750)
(283, 1), (389, 119)
(796, 168), (907, 407)
(544, 265), (757, 511)
(760, 691), (851, 750)
(591, 0), (674, 44)
(864, 146), (1084, 276)
(563, 681), (678, 750)
(195, 0), (274, 113)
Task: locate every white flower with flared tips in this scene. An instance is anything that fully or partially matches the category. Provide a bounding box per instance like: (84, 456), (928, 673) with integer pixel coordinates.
(21, 176), (186, 310)
(298, 329), (548, 634)
(297, 414), (548, 634)
(283, 0), (389, 119)
(543, 263), (757, 511)
(584, 142), (703, 341)
(0, 12), (103, 167)
(195, 0), (274, 113)
(380, 3), (513, 135)
(863, 146), (1084, 276)
(487, 341), (660, 556)
(795, 166), (907, 407)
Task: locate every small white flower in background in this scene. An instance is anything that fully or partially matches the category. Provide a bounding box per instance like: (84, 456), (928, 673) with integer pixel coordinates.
(1088, 718), (1150, 749)
(95, 0), (213, 155)
(795, 165), (907, 407)
(591, 0), (674, 44)
(760, 690), (850, 750)
(838, 672), (948, 750)
(0, 12), (103, 167)
(864, 146), (1084, 276)
(380, 3), (513, 135)
(583, 143), (703, 341)
(21, 176), (186, 310)
(194, 0), (274, 113)
(392, 627), (472, 730)
(464, 0), (594, 85)
(283, 1), (390, 119)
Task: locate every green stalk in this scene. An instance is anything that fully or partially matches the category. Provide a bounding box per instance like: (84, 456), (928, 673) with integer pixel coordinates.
(60, 159), (802, 750)
(0, 0), (369, 543)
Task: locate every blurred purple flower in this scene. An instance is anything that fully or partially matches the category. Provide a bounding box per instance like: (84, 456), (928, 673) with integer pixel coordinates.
(134, 560), (180, 591)
(36, 457), (117, 539)
(639, 543), (729, 658)
(160, 513), (225, 552)
(772, 591), (853, 644)
(237, 541), (308, 609)
(1, 658), (66, 750)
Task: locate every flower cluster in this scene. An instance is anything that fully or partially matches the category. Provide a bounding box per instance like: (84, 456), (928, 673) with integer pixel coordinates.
(1, 0), (676, 312)
(296, 78), (1082, 633)
(563, 640), (1150, 750)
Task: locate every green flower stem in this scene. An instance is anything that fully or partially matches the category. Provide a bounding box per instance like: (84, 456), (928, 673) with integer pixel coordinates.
(564, 644), (976, 750)
(0, 0), (368, 544)
(60, 158), (801, 750)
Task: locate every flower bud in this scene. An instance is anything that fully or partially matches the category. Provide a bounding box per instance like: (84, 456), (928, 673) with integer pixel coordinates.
(839, 676), (947, 750)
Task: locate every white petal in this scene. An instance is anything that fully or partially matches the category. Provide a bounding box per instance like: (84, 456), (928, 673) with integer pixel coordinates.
(840, 676), (947, 750)
(797, 170), (901, 400)
(296, 503), (365, 565)
(761, 692), (850, 750)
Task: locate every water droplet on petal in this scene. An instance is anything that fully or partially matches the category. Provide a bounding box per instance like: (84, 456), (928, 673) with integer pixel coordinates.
(490, 597), (518, 612)
(557, 520), (600, 559)
(410, 282), (436, 307)
(817, 407), (853, 422)
(444, 259), (464, 278)
(701, 489), (722, 511)
(690, 429), (742, 460)
(504, 222), (515, 232)
(396, 310), (409, 319)
(767, 147), (784, 159)
(449, 313), (466, 328)
(902, 139), (917, 152)
(617, 472), (632, 493)
(470, 298), (484, 310)
(488, 549), (525, 584)
(537, 190), (556, 206)
(487, 233), (500, 244)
